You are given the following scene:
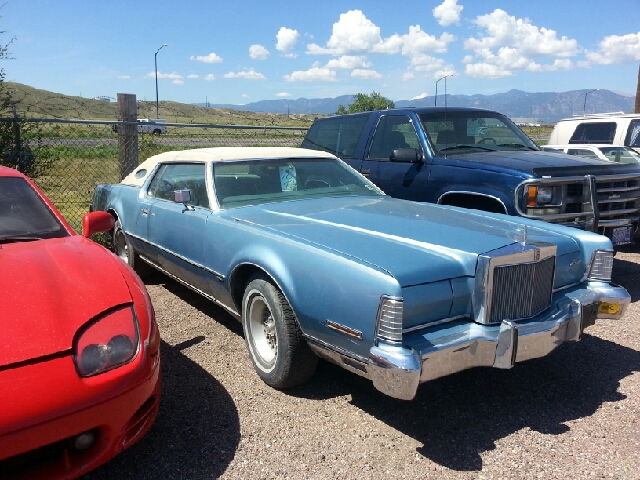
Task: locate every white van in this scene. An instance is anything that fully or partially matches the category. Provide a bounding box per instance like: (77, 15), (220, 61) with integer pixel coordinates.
(548, 112), (640, 154)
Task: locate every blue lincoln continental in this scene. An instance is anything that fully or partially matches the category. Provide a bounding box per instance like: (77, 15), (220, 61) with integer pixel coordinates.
(91, 147), (631, 400)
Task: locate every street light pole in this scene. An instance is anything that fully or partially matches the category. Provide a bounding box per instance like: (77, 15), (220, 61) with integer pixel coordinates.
(155, 44), (168, 119)
(583, 88), (599, 116)
(435, 74), (453, 107)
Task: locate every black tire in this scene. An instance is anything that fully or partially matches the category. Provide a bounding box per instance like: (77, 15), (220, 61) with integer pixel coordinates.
(113, 219), (153, 280)
(242, 275), (317, 389)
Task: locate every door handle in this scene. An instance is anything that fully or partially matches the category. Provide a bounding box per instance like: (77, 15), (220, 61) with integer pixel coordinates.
(141, 208), (149, 216)
(361, 168), (371, 178)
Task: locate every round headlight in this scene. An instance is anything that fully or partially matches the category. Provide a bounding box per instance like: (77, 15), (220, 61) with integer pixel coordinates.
(108, 334), (135, 364)
(80, 344), (108, 375)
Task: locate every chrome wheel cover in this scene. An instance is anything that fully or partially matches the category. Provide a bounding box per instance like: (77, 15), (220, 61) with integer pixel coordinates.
(248, 294), (277, 365)
(114, 230), (129, 264)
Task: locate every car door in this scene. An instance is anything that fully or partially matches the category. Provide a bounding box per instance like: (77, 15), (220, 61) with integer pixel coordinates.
(145, 162), (212, 293)
(360, 114), (429, 200)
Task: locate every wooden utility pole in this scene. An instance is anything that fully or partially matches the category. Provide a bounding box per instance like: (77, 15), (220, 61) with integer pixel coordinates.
(635, 64), (640, 114)
(117, 93), (138, 180)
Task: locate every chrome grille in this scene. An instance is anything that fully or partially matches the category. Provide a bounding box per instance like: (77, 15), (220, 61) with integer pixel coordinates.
(488, 256), (555, 323)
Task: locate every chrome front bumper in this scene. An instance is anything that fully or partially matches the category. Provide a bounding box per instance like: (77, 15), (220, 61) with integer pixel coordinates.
(367, 281), (630, 401)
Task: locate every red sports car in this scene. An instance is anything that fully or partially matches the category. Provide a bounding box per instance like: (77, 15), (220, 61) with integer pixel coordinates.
(0, 166), (161, 479)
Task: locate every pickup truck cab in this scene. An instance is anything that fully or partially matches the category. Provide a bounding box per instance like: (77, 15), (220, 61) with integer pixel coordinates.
(301, 107), (640, 246)
(112, 118), (167, 135)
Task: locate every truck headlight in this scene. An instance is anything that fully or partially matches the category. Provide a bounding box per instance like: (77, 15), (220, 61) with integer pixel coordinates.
(375, 296), (403, 344)
(587, 250), (614, 281)
(74, 305), (140, 377)
(526, 185), (554, 206)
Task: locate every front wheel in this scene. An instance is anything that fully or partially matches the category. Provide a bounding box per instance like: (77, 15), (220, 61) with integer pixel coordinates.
(242, 275), (317, 389)
(113, 219), (153, 280)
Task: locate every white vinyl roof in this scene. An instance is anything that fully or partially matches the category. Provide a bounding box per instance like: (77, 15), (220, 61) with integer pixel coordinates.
(121, 147), (337, 186)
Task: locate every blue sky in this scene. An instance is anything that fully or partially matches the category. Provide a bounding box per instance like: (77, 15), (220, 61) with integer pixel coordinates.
(2, 0), (639, 105)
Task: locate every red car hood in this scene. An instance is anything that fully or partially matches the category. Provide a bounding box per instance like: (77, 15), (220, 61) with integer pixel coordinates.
(0, 236), (133, 367)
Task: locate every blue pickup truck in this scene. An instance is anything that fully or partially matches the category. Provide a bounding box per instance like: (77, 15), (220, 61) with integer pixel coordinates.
(301, 107), (640, 246)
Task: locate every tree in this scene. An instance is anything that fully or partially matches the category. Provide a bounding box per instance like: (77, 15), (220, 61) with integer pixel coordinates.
(335, 91), (395, 114)
(0, 23), (45, 177)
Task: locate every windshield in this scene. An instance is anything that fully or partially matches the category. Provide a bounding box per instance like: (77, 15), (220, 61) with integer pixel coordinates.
(419, 111), (539, 155)
(213, 157), (383, 209)
(0, 177), (68, 242)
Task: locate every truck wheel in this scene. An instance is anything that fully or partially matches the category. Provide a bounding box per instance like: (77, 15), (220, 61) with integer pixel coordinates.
(242, 274), (317, 389)
(152, 129), (161, 135)
(113, 219), (153, 280)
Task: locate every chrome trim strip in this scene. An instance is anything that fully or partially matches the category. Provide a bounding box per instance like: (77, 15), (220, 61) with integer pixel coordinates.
(127, 232), (225, 281)
(326, 320), (363, 340)
(402, 315), (470, 333)
(138, 255), (240, 318)
(437, 190), (508, 214)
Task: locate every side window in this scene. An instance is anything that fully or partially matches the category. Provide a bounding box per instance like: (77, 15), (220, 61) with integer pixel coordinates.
(567, 149), (598, 158)
(624, 120), (640, 147)
(367, 115), (420, 161)
(147, 163), (209, 208)
(301, 114), (370, 158)
(569, 122), (616, 144)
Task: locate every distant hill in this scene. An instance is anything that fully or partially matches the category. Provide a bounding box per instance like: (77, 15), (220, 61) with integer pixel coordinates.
(3, 82), (635, 124)
(204, 89), (636, 123)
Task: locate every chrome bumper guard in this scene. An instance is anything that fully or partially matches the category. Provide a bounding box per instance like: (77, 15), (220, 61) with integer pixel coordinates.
(367, 282), (630, 401)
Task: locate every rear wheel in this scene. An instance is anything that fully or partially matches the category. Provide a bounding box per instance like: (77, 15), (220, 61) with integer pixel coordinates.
(113, 219), (153, 280)
(242, 275), (317, 389)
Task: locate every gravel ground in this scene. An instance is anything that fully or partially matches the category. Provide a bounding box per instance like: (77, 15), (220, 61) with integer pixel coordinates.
(83, 246), (640, 480)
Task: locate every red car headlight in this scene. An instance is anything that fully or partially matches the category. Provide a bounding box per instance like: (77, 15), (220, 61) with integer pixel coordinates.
(74, 305), (140, 377)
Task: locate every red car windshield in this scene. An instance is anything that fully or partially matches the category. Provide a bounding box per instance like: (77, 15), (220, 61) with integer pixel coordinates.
(0, 177), (68, 242)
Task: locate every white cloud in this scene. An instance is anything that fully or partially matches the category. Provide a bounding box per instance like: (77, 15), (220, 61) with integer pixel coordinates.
(400, 27), (455, 56)
(403, 72), (416, 80)
(118, 75), (130, 79)
(412, 93), (429, 100)
(148, 71), (183, 80)
(223, 69), (267, 80)
(187, 74), (199, 79)
(242, 94), (250, 98)
(325, 55), (371, 69)
(276, 92), (291, 97)
(465, 9), (578, 57)
(205, 74), (216, 81)
(462, 9), (579, 78)
(190, 53), (223, 64)
(283, 66), (337, 82)
(276, 27), (300, 52)
(249, 44), (270, 60)
(433, 0), (463, 26)
(173, 79), (184, 85)
(585, 32), (640, 65)
(351, 69), (382, 79)
(465, 63), (513, 79)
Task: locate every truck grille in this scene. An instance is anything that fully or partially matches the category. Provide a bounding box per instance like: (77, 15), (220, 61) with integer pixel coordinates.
(595, 178), (639, 224)
(487, 256), (555, 323)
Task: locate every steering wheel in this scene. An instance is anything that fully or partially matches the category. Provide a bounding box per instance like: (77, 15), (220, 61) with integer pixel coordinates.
(478, 137), (496, 144)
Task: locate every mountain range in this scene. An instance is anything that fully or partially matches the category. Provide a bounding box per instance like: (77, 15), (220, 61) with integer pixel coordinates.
(202, 89), (636, 123)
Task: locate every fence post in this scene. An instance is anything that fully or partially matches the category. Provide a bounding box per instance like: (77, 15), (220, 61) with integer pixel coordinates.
(117, 93), (138, 180)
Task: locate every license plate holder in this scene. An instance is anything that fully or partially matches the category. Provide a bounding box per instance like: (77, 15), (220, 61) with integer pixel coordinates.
(611, 226), (633, 246)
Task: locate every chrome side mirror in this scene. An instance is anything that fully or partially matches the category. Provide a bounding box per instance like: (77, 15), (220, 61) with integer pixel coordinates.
(174, 189), (194, 211)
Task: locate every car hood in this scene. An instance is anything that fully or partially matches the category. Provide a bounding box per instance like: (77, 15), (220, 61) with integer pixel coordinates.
(0, 236), (133, 367)
(229, 196), (581, 286)
(442, 150), (640, 177)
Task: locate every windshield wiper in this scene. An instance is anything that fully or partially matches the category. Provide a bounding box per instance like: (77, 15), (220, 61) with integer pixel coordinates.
(497, 143), (537, 150)
(0, 235), (43, 244)
(439, 144), (496, 153)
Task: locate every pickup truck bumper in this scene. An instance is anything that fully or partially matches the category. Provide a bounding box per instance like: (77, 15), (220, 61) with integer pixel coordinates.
(366, 281), (630, 400)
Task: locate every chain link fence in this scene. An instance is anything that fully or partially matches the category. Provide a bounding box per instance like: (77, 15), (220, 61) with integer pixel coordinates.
(0, 118), (308, 233)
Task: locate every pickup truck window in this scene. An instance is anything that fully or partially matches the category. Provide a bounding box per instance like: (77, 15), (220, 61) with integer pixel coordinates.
(147, 162), (209, 208)
(624, 120), (640, 147)
(567, 148), (599, 158)
(368, 115), (421, 161)
(569, 122), (616, 144)
(419, 111), (537, 154)
(301, 114), (370, 157)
